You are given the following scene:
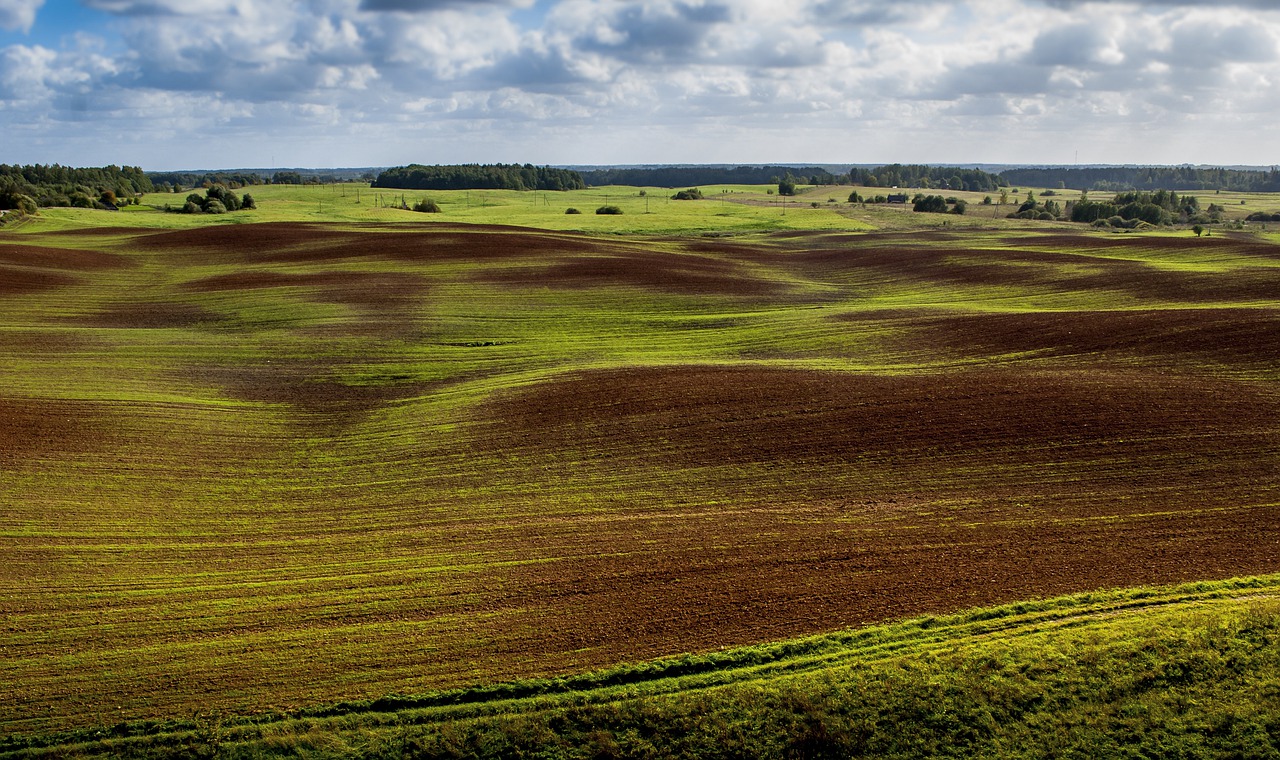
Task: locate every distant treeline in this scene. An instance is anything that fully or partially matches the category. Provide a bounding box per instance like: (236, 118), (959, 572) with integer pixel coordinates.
(578, 164), (1007, 192)
(148, 171), (267, 190)
(0, 163), (153, 211)
(373, 164), (586, 191)
(1000, 166), (1280, 192)
(850, 164), (1006, 192)
(147, 170), (375, 191)
(580, 165), (841, 187)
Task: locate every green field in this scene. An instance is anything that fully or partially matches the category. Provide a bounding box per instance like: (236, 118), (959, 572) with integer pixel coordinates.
(2, 185), (1279, 757)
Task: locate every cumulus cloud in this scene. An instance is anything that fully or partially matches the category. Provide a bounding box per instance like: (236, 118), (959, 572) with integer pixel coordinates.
(0, 0), (43, 32)
(3, 0), (1280, 166)
(359, 0), (533, 9)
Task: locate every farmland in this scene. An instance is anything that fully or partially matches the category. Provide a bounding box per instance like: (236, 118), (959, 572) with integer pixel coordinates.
(2, 185), (1280, 755)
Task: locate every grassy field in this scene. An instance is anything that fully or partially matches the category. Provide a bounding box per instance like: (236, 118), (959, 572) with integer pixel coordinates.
(2, 185), (1279, 755)
(7, 575), (1280, 758)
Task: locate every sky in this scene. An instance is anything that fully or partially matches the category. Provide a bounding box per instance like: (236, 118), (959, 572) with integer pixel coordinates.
(0, 0), (1277, 170)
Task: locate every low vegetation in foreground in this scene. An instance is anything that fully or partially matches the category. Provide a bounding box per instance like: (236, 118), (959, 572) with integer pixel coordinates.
(5, 577), (1280, 758)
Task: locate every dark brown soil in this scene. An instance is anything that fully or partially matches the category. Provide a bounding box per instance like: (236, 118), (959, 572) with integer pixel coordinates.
(69, 302), (225, 329)
(464, 364), (1280, 662)
(0, 244), (129, 270)
(841, 307), (1280, 364)
(482, 365), (1274, 470)
(0, 268), (79, 295)
(479, 249), (786, 296)
(182, 270), (428, 309)
(0, 397), (112, 466)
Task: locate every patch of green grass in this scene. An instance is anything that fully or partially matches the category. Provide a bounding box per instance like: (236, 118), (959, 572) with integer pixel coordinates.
(8, 576), (1280, 758)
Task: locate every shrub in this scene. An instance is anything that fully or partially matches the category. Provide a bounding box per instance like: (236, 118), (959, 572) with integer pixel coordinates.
(913, 195), (948, 213)
(565, 208), (581, 214)
(241, 194), (256, 210)
(671, 188), (703, 200)
(596, 205), (623, 215)
(204, 200), (227, 214)
(412, 199), (441, 213)
(951, 200), (967, 215)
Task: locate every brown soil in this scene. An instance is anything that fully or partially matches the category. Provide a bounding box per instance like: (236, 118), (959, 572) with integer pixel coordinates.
(200, 361), (430, 423)
(479, 249), (786, 296)
(841, 307), (1280, 364)
(0, 243), (130, 295)
(0, 397), (112, 466)
(0, 268), (79, 295)
(181, 269), (428, 309)
(482, 365), (1274, 470)
(69, 302), (225, 329)
(465, 364), (1280, 663)
(0, 244), (129, 271)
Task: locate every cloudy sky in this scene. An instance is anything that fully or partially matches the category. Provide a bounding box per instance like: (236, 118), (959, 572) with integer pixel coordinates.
(0, 0), (1277, 170)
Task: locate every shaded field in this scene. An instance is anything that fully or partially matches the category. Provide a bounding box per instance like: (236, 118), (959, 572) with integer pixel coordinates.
(1, 222), (1278, 737)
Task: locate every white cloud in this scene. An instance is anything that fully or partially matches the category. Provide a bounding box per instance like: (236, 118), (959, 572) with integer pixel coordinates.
(0, 0), (42, 32)
(4, 0), (1280, 166)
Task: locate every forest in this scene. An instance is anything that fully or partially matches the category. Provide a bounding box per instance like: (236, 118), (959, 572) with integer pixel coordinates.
(372, 164), (586, 191)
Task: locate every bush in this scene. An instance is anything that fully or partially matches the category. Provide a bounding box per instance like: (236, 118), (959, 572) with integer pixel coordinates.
(913, 195), (948, 213)
(565, 208), (581, 214)
(412, 199), (441, 213)
(596, 205), (623, 215)
(241, 194), (256, 210)
(848, 191), (862, 203)
(951, 200), (967, 215)
(204, 200), (227, 214)
(671, 188), (703, 201)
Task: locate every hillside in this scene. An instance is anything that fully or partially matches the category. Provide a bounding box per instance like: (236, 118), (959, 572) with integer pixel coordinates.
(1, 189), (1278, 755)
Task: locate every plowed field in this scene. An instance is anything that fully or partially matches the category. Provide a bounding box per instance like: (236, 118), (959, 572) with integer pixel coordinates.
(1, 223), (1278, 735)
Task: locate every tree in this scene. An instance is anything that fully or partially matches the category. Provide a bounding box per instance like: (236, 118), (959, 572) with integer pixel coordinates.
(778, 179), (797, 196)
(848, 190), (862, 203)
(913, 195), (948, 213)
(1193, 224), (1205, 237)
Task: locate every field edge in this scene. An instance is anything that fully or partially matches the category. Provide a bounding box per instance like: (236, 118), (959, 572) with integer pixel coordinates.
(7, 572), (1280, 758)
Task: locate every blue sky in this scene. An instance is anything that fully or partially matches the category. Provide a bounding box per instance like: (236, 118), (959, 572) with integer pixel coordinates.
(1, 0), (1278, 170)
